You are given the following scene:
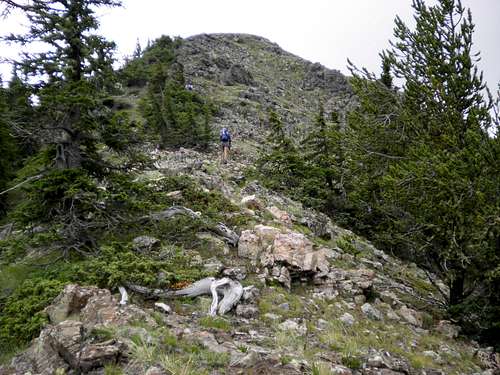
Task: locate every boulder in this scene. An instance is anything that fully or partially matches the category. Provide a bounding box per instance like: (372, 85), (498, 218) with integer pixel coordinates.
(241, 195), (263, 210)
(47, 320), (84, 368)
(203, 257), (224, 273)
(146, 366), (168, 375)
(241, 285), (260, 302)
(435, 320), (460, 339)
(361, 303), (383, 321)
(238, 230), (261, 260)
(166, 190), (182, 199)
(81, 288), (157, 328)
(222, 266), (247, 280)
(398, 305), (423, 327)
(379, 290), (400, 307)
(230, 349), (261, 368)
(340, 312), (355, 326)
(236, 304), (259, 319)
(267, 206), (293, 226)
(238, 225), (280, 260)
(272, 232), (314, 269)
(79, 341), (125, 372)
(255, 224), (281, 245)
(132, 235), (160, 253)
(278, 319), (307, 336)
(46, 284), (100, 324)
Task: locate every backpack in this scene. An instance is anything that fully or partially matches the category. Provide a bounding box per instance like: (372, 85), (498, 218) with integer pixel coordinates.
(220, 128), (230, 142)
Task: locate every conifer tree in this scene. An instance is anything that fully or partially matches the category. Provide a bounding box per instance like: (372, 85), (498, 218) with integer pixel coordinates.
(379, 54), (393, 89)
(0, 81), (18, 215)
(259, 111), (304, 192)
(304, 106), (342, 191)
(348, 0), (498, 312)
(1, 0), (121, 171)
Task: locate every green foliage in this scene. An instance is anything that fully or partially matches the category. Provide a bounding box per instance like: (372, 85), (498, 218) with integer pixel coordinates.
(199, 316), (231, 331)
(258, 110), (305, 193)
(2, 0), (126, 172)
(0, 278), (65, 348)
(123, 35), (214, 150)
(12, 169), (97, 225)
(341, 355), (362, 370)
(67, 243), (209, 288)
(342, 0), (500, 346)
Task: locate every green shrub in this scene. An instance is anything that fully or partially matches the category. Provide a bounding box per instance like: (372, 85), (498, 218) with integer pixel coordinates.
(0, 278), (65, 347)
(67, 243), (210, 289)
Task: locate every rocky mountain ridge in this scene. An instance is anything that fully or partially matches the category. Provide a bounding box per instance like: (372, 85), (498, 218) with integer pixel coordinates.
(175, 33), (355, 139)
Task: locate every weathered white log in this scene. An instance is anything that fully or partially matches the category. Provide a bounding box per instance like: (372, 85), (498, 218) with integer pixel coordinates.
(144, 206), (201, 221)
(209, 277), (243, 316)
(118, 286), (128, 305)
(170, 277), (216, 297)
(124, 283), (172, 299)
(126, 276), (244, 316)
(154, 302), (172, 314)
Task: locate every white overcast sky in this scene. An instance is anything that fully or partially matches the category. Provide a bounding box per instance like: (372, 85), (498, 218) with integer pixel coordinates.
(1, 0), (499, 92)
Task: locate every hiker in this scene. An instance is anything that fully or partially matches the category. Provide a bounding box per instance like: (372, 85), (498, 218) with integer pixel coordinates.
(220, 127), (231, 163)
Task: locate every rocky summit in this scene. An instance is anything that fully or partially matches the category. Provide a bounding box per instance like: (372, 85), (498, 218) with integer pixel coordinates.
(0, 33), (499, 375)
(176, 33), (355, 138)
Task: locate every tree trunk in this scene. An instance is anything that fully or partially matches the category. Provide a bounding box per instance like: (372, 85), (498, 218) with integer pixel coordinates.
(449, 272), (465, 306)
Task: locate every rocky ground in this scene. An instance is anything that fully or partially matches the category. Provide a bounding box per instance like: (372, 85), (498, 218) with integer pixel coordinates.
(2, 142), (499, 375)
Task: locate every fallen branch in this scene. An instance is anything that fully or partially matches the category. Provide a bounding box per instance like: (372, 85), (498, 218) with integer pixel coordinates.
(209, 277), (243, 316)
(0, 174), (44, 196)
(123, 283), (172, 299)
(142, 206), (201, 222)
(209, 222), (239, 246)
(126, 276), (244, 316)
(169, 277), (216, 297)
(118, 286), (128, 305)
(141, 206), (239, 246)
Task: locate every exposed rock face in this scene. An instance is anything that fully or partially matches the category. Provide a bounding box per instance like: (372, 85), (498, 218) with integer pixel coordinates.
(176, 33), (355, 139)
(46, 284), (100, 324)
(238, 224), (330, 287)
(267, 205), (293, 226)
(238, 224), (280, 261)
(398, 305), (423, 327)
(5, 284), (155, 375)
(225, 63), (255, 85)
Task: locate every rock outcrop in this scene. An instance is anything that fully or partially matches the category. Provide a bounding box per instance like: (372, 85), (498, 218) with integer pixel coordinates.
(4, 284), (155, 374)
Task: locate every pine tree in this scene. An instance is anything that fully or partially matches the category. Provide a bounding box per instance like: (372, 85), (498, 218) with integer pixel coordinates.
(133, 38), (142, 59)
(379, 53), (393, 89)
(1, 0), (121, 171)
(345, 60), (407, 241)
(344, 0), (499, 343)
(302, 106), (345, 211)
(0, 81), (18, 215)
(258, 111), (304, 192)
